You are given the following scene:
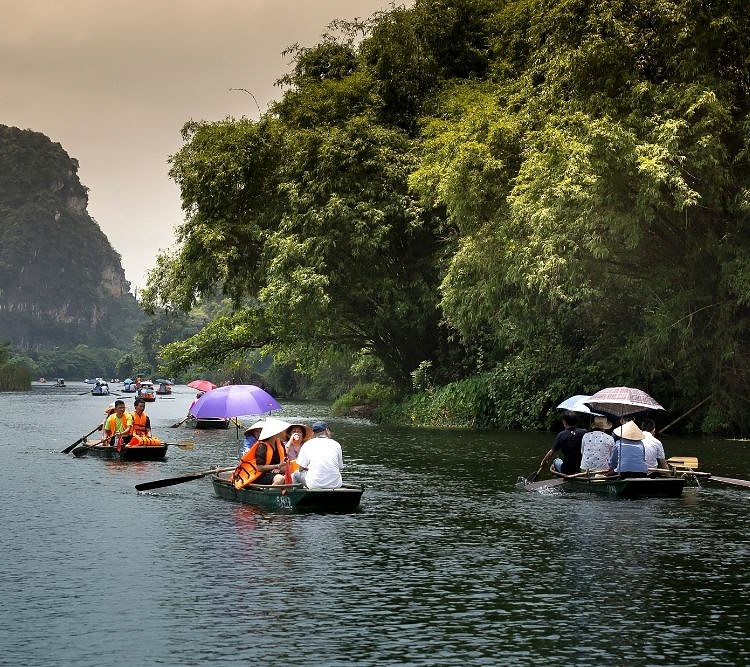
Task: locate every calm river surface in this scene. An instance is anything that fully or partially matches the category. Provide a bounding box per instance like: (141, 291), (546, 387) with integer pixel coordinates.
(2, 383), (750, 666)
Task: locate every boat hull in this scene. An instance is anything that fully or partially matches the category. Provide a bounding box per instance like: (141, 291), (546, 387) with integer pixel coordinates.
(555, 473), (684, 498)
(75, 444), (168, 461)
(193, 418), (230, 429)
(211, 477), (364, 512)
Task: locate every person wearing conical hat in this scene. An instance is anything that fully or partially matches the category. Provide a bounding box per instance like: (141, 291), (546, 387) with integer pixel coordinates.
(232, 419), (290, 489)
(580, 416), (614, 471)
(608, 420), (648, 478)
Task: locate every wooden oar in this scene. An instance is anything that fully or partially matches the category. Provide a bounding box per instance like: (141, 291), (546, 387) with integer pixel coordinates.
(135, 466), (235, 492)
(667, 456), (699, 469)
(62, 424), (103, 454)
(709, 475), (750, 489)
(527, 460), (547, 483)
(170, 415), (190, 428)
(167, 440), (195, 450)
(71, 439), (106, 457)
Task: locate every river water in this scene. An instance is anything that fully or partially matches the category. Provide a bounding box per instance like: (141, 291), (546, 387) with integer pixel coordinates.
(2, 382), (750, 666)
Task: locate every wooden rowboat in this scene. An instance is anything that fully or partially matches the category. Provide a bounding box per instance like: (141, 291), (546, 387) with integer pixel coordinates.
(191, 417), (230, 429)
(550, 469), (685, 498)
(72, 442), (168, 461)
(211, 475), (364, 512)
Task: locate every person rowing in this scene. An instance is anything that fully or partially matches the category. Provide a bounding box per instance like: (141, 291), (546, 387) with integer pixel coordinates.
(101, 399), (133, 449)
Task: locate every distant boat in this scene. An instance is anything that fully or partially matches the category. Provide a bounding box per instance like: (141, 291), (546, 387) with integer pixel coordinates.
(91, 381), (110, 396)
(54, 378), (65, 387)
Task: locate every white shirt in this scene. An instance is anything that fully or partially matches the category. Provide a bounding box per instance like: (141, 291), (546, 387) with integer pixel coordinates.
(642, 431), (665, 468)
(295, 435), (343, 489)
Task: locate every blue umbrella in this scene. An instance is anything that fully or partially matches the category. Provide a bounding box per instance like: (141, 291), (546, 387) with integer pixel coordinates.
(191, 384), (281, 419)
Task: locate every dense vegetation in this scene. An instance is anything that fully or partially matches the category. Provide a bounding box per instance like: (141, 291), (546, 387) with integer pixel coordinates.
(143, 0), (750, 434)
(0, 343), (31, 390)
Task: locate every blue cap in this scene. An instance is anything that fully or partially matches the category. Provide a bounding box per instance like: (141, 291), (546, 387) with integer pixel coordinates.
(312, 421), (328, 433)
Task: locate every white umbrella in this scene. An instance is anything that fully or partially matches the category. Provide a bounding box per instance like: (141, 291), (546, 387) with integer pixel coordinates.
(557, 394), (604, 416)
(585, 386), (664, 418)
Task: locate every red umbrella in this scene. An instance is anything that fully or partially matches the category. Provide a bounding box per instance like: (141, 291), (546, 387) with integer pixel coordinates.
(187, 379), (217, 392)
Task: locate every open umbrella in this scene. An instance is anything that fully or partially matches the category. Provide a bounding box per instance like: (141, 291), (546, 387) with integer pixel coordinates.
(585, 386), (664, 418)
(191, 384), (281, 419)
(187, 379), (217, 392)
(557, 394), (603, 416)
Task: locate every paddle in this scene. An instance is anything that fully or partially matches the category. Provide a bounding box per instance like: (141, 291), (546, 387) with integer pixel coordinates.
(170, 415), (190, 428)
(667, 456), (699, 469)
(71, 439), (106, 457)
(62, 424), (103, 454)
(527, 459), (547, 483)
(709, 475), (750, 489)
(167, 440), (195, 450)
(135, 466), (235, 492)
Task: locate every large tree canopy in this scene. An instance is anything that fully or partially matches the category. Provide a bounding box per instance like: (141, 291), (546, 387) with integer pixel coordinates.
(146, 0), (750, 431)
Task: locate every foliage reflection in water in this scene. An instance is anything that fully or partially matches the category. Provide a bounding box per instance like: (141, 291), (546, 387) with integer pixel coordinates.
(2, 384), (750, 665)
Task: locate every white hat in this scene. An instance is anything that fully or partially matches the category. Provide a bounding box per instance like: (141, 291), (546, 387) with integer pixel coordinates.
(258, 417), (292, 440)
(614, 420), (644, 440)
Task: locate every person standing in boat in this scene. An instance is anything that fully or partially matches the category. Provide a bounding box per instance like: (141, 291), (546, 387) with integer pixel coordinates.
(608, 421), (648, 478)
(640, 418), (668, 472)
(293, 421), (343, 489)
(538, 412), (586, 474)
(101, 399), (133, 447)
(580, 416), (615, 471)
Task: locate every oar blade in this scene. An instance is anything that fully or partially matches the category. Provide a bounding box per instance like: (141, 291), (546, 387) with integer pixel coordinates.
(135, 472), (206, 491)
(62, 437), (85, 454)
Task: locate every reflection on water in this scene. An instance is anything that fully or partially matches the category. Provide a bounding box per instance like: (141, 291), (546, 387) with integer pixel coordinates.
(2, 384), (750, 665)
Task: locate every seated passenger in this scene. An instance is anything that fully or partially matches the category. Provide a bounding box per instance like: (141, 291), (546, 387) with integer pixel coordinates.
(580, 416), (614, 471)
(233, 420), (289, 488)
(538, 412), (586, 475)
(641, 418), (668, 472)
(608, 421), (648, 478)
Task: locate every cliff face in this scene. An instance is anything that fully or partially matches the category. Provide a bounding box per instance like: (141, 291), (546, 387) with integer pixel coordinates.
(0, 125), (143, 348)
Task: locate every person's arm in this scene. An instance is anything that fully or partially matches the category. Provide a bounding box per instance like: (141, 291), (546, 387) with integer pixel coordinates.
(145, 415), (151, 436)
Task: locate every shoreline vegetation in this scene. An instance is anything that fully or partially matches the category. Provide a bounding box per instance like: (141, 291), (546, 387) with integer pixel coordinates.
(141, 0), (750, 436)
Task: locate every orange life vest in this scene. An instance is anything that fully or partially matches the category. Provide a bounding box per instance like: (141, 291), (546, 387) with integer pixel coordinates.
(131, 411), (150, 436)
(233, 437), (285, 489)
(128, 435), (162, 447)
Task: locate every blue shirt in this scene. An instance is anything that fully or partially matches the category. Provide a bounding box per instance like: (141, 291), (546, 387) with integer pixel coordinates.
(609, 438), (648, 473)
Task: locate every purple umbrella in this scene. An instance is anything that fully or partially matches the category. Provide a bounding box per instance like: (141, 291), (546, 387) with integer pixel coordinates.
(191, 384), (281, 418)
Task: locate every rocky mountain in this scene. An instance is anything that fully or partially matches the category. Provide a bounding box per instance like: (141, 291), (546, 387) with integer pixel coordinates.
(0, 125), (143, 348)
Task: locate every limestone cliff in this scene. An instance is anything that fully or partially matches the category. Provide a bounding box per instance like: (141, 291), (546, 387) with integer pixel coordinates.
(0, 125), (143, 348)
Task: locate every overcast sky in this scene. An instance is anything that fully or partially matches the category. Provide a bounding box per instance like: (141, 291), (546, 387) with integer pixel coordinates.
(0, 0), (403, 292)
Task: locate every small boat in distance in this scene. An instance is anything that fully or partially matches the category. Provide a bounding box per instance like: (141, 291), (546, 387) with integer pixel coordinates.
(136, 381), (156, 402)
(122, 378), (137, 392)
(91, 380), (110, 396)
(212, 474), (364, 512)
(155, 380), (172, 395)
(190, 416), (230, 429)
(54, 378), (65, 387)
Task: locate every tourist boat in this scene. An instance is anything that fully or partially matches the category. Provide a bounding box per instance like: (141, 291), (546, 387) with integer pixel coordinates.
(122, 378), (137, 392)
(72, 442), (168, 461)
(190, 416), (230, 429)
(211, 474), (364, 512)
(91, 381), (110, 396)
(155, 381), (172, 395)
(550, 468), (685, 498)
(136, 381), (156, 402)
(54, 378), (65, 387)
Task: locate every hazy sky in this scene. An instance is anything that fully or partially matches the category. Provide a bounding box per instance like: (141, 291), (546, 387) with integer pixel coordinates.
(1, 0), (402, 292)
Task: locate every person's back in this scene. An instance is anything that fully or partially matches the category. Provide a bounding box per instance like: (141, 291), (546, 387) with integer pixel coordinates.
(641, 419), (667, 470)
(609, 421), (648, 476)
(580, 416), (614, 470)
(551, 414), (586, 474)
(295, 421), (343, 489)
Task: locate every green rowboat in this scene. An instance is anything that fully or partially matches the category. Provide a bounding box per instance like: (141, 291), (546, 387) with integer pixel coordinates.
(73, 442), (168, 462)
(211, 475), (364, 512)
(550, 469), (685, 498)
